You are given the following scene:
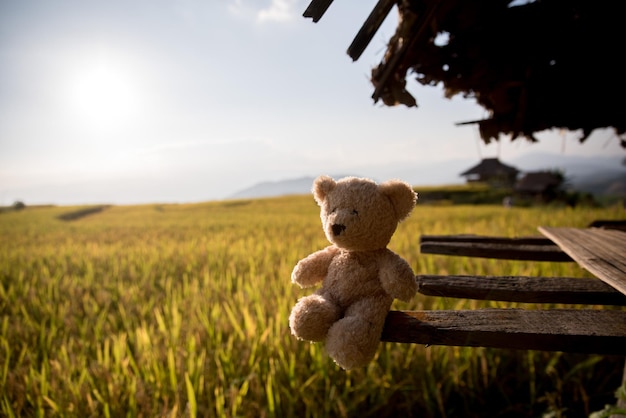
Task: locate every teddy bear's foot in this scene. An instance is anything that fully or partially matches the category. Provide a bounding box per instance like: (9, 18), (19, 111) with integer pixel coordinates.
(289, 294), (340, 342)
(325, 316), (384, 370)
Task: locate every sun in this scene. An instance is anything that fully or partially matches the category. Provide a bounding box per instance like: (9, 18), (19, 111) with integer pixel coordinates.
(65, 53), (141, 128)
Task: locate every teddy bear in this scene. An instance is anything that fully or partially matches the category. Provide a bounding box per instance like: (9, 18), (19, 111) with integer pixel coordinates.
(289, 175), (418, 370)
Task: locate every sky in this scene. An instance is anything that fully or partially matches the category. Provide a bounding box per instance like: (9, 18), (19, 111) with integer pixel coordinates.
(1, 0), (624, 205)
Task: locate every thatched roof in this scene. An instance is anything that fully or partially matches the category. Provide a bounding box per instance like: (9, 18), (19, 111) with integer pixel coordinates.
(460, 158), (519, 177)
(303, 0), (626, 147)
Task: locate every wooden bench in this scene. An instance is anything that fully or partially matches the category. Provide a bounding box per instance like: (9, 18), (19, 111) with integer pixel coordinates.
(382, 275), (626, 354)
(381, 221), (626, 356)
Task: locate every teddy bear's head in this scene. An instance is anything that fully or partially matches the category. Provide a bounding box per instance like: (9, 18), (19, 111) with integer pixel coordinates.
(312, 175), (417, 251)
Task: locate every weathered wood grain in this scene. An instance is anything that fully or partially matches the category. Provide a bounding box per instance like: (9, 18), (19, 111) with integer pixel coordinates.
(539, 227), (626, 296)
(417, 274), (626, 305)
(381, 309), (626, 355)
(420, 234), (572, 261)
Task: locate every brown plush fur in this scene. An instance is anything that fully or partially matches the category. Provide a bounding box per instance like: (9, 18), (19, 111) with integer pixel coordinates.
(289, 175), (418, 370)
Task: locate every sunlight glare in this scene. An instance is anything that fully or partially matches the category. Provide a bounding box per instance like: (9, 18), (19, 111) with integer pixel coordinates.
(66, 53), (141, 128)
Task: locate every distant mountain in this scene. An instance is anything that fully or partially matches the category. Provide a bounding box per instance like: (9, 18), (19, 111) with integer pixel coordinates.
(229, 153), (625, 200)
(574, 172), (626, 196)
(229, 177), (316, 199)
(229, 174), (357, 199)
(510, 152), (621, 176)
(510, 152), (625, 196)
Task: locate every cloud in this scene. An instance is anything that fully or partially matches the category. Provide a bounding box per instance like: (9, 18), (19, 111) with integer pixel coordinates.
(227, 0), (248, 17)
(256, 0), (299, 23)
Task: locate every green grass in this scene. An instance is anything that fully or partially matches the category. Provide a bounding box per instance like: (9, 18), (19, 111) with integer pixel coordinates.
(1, 197), (624, 417)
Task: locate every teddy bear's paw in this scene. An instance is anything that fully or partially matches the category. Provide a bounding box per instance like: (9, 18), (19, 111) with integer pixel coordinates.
(379, 258), (418, 302)
(289, 294), (340, 342)
(290, 252), (332, 288)
(394, 280), (419, 303)
(325, 317), (382, 370)
(329, 349), (375, 371)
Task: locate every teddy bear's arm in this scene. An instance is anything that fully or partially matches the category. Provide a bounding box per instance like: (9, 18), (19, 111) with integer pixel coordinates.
(291, 245), (340, 288)
(379, 251), (417, 302)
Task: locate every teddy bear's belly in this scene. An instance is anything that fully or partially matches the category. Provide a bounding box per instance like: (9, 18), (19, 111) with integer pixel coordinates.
(324, 255), (386, 307)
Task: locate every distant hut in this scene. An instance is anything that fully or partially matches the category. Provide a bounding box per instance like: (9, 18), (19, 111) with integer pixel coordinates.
(460, 158), (519, 188)
(515, 171), (564, 202)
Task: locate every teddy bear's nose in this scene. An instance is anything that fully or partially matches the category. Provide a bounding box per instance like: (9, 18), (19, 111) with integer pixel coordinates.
(332, 224), (346, 236)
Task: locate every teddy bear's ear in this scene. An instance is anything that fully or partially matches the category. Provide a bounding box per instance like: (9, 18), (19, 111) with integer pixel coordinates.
(312, 175), (337, 205)
(379, 180), (417, 221)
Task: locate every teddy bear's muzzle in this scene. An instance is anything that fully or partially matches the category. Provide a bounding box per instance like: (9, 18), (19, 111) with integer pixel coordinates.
(332, 224), (346, 236)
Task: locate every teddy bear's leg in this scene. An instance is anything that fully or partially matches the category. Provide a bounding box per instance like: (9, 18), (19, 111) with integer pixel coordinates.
(325, 297), (392, 370)
(289, 294), (341, 342)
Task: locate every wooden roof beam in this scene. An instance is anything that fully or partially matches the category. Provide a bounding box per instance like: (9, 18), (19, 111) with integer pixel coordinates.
(347, 0), (396, 61)
(371, 1), (440, 104)
(303, 0), (334, 23)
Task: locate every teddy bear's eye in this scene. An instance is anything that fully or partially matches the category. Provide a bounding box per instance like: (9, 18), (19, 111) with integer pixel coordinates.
(330, 207), (337, 213)
(352, 209), (359, 216)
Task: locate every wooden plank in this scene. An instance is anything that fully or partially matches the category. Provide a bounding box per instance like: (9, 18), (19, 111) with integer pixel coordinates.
(303, 0), (334, 23)
(539, 227), (626, 296)
(420, 234), (572, 261)
(421, 234), (555, 245)
(588, 219), (626, 231)
(347, 0), (396, 61)
(381, 309), (626, 355)
(417, 275), (626, 305)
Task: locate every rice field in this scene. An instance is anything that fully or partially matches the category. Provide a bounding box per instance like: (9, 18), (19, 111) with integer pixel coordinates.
(1, 196), (625, 417)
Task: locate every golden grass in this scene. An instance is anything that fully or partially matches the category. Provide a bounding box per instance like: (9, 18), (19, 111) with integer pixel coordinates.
(1, 197), (624, 417)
